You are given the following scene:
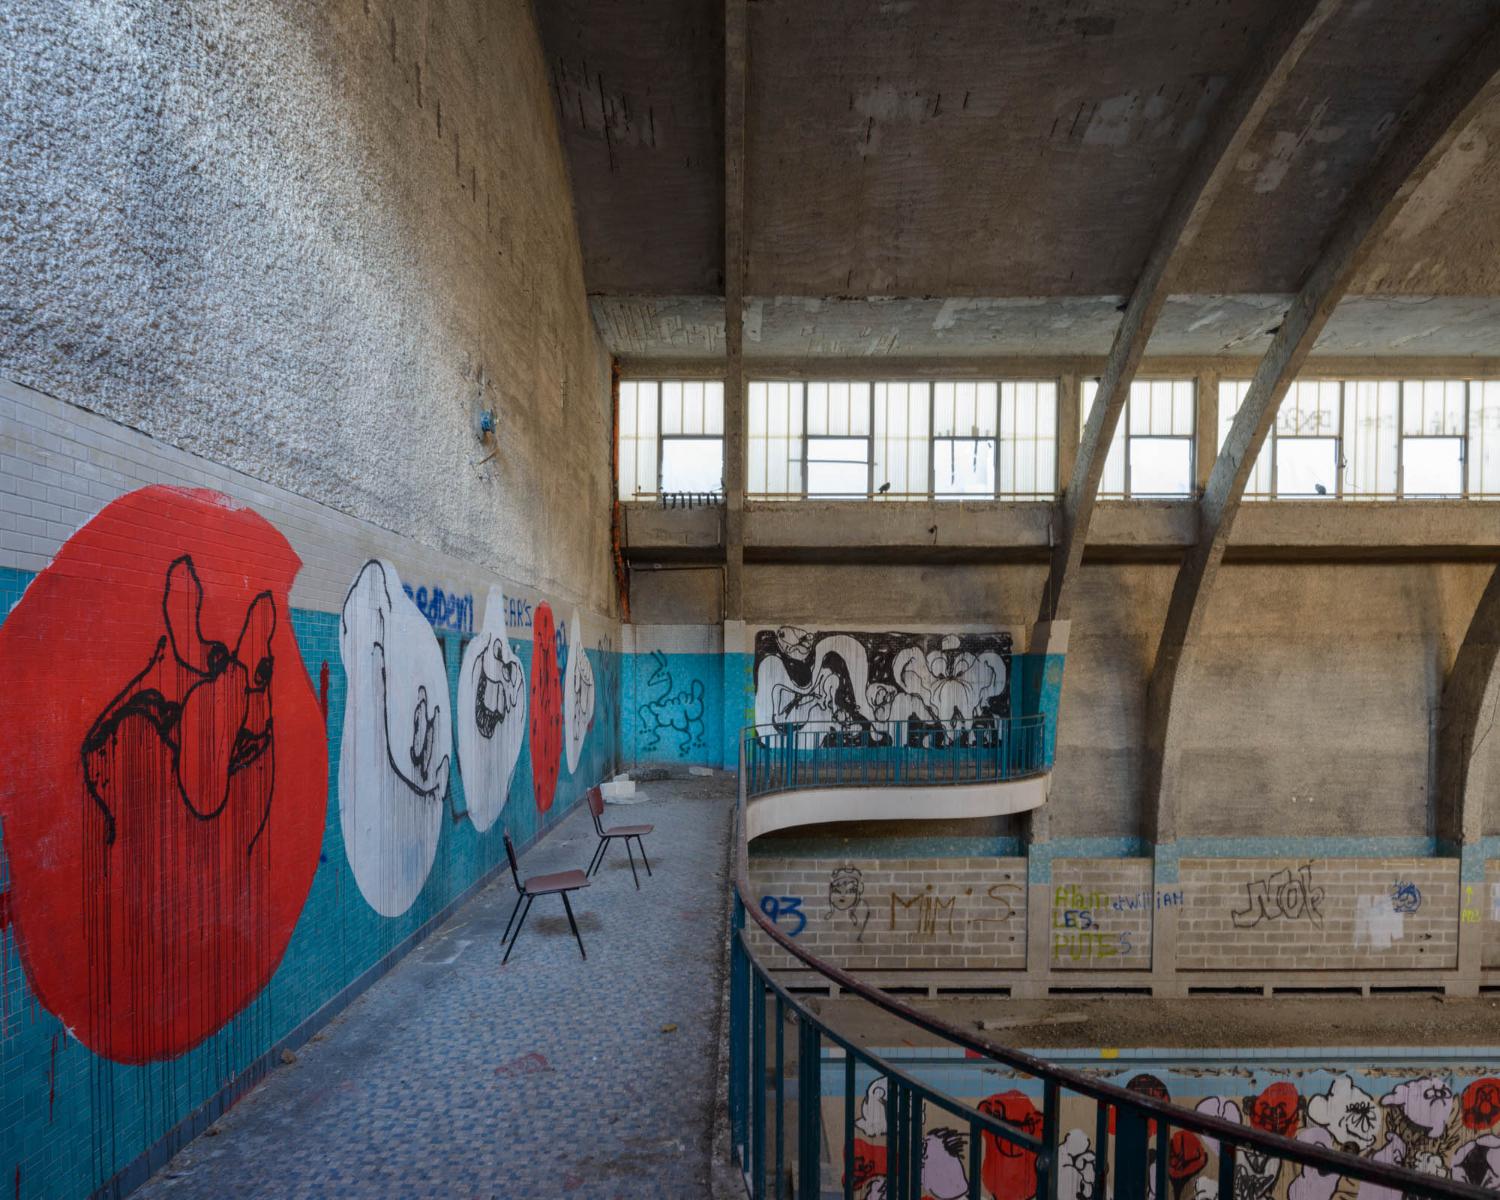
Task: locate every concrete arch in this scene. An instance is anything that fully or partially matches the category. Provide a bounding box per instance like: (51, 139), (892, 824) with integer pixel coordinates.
(1144, 25), (1500, 842)
(1036, 0), (1343, 629)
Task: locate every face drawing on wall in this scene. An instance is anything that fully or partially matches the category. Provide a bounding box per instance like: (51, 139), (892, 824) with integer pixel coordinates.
(455, 588), (526, 833)
(0, 486), (326, 1063)
(1382, 1076), (1455, 1139)
(563, 610), (595, 774)
(828, 865), (873, 940)
(339, 559), (451, 918)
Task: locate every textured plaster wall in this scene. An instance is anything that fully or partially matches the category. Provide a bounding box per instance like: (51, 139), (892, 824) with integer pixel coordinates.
(0, 0), (613, 613)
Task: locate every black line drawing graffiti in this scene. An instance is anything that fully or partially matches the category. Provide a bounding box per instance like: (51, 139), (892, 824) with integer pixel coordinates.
(82, 555), (277, 852)
(564, 612), (596, 774)
(472, 636), (524, 739)
(753, 626), (1010, 746)
(339, 559), (451, 918)
(827, 865), (873, 943)
(456, 587), (526, 833)
(1231, 862), (1325, 929)
(637, 650), (706, 755)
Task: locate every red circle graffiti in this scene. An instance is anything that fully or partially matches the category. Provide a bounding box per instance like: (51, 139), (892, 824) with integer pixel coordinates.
(529, 603), (563, 814)
(979, 1089), (1043, 1200)
(1169, 1130), (1209, 1181)
(1463, 1079), (1500, 1131)
(1247, 1081), (1300, 1138)
(0, 487), (326, 1063)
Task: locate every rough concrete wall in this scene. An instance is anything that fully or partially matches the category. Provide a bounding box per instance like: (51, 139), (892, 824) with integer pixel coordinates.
(737, 560), (1496, 842)
(629, 565), (723, 623)
(0, 0), (613, 613)
(748, 857), (1027, 972)
(1177, 858), (1458, 972)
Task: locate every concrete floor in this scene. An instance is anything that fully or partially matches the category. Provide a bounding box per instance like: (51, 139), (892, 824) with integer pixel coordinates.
(135, 776), (736, 1200)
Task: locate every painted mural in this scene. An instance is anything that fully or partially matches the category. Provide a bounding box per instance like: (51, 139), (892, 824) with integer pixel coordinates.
(563, 609), (595, 774)
(753, 626), (1011, 740)
(0, 486), (326, 1063)
(529, 602), (563, 813)
(828, 1059), (1500, 1200)
(455, 588), (527, 832)
(338, 559), (452, 918)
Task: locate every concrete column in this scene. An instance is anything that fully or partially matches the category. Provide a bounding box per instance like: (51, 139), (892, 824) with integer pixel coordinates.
(1055, 372), (1080, 496)
(1195, 367), (1219, 495)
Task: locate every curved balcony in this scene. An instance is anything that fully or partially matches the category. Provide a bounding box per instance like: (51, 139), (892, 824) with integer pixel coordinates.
(740, 715), (1051, 839)
(726, 753), (1482, 1200)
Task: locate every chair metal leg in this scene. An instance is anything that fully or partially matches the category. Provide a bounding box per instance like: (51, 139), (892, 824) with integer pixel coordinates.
(625, 837), (640, 889)
(561, 891), (586, 960)
(586, 838), (607, 878)
(635, 836), (652, 876)
(502, 892), (525, 943)
(501, 894), (534, 964)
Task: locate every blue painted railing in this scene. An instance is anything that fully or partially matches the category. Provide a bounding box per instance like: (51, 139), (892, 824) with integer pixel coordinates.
(727, 743), (1488, 1200)
(742, 714), (1049, 800)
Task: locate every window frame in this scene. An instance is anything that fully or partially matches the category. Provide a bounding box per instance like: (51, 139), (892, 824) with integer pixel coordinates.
(1085, 377), (1197, 500)
(617, 378), (726, 501)
(1220, 378), (1495, 501)
(748, 378), (1058, 501)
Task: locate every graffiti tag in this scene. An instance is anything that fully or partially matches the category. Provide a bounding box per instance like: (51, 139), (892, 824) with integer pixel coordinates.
(1231, 862), (1325, 929)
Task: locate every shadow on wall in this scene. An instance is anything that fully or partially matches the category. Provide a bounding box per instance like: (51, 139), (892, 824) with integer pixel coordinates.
(0, 486), (619, 1199)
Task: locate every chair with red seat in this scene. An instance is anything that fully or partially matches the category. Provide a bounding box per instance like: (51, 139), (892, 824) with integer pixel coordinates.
(584, 785), (654, 889)
(502, 833), (590, 963)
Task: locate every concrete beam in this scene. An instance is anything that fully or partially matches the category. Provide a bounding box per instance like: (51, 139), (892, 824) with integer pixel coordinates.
(1038, 0), (1342, 628)
(722, 0), (747, 620)
(1436, 566), (1500, 848)
(1144, 21), (1500, 843)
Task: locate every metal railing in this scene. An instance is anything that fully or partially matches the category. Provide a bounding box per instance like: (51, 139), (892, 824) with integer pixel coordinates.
(743, 715), (1049, 800)
(727, 743), (1490, 1200)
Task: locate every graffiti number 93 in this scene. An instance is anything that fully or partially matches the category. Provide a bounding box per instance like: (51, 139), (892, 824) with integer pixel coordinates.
(760, 894), (806, 936)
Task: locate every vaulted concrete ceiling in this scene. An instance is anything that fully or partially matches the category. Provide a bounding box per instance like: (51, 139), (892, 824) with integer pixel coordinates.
(535, 0), (1500, 357)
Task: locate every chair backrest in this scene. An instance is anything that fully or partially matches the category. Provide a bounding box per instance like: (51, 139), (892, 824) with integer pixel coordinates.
(503, 833), (523, 892)
(586, 786), (606, 832)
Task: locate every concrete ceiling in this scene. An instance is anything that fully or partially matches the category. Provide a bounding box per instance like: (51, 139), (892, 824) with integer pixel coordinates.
(594, 294), (1500, 360)
(538, 0), (1500, 358)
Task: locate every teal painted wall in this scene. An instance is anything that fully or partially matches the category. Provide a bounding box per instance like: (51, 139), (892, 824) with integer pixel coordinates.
(621, 649), (725, 768)
(0, 566), (620, 1199)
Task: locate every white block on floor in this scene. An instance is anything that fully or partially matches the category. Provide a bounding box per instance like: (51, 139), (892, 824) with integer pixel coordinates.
(600, 779), (642, 803)
(688, 766), (715, 777)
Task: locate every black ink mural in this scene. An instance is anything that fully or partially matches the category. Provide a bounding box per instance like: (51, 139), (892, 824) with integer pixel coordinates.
(753, 626), (1010, 745)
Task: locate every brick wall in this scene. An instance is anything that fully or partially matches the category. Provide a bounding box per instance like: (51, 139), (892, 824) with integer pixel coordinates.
(748, 858), (1027, 971)
(1177, 858), (1458, 971)
(1048, 858), (1156, 970)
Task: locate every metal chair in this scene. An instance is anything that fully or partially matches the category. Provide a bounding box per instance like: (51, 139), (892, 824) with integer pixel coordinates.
(584, 786), (654, 889)
(502, 833), (589, 963)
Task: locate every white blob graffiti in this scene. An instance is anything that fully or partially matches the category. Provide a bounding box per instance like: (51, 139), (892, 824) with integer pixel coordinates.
(456, 587), (526, 832)
(338, 559), (451, 917)
(563, 610), (595, 774)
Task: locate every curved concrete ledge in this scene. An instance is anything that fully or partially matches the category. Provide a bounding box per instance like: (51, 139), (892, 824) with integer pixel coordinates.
(745, 772), (1050, 841)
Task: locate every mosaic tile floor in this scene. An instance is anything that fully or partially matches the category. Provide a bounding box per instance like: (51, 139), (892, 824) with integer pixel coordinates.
(135, 775), (735, 1200)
